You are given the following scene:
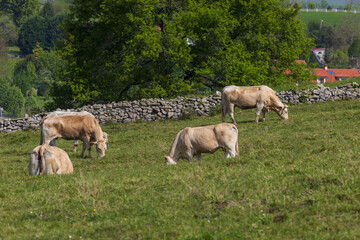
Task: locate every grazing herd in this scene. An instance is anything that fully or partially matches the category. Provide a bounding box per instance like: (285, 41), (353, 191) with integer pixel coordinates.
(28, 85), (288, 176)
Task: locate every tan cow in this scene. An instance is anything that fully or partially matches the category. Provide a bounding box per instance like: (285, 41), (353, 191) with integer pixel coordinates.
(29, 144), (74, 175)
(46, 111), (106, 151)
(164, 123), (239, 165)
(40, 114), (106, 158)
(73, 132), (108, 152)
(221, 85), (288, 124)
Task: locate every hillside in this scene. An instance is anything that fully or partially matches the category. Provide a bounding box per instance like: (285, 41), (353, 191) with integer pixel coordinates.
(298, 11), (359, 26)
(1, 99), (360, 239)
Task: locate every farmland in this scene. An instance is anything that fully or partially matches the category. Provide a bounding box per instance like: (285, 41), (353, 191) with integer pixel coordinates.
(1, 99), (360, 239)
(298, 11), (359, 26)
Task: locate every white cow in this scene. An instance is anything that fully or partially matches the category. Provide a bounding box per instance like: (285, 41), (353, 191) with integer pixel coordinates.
(29, 144), (74, 175)
(40, 114), (106, 158)
(45, 111), (108, 154)
(165, 123), (239, 165)
(221, 85), (288, 124)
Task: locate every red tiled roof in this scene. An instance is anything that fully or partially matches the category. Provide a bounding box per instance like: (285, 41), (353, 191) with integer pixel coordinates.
(311, 48), (325, 51)
(313, 68), (360, 83)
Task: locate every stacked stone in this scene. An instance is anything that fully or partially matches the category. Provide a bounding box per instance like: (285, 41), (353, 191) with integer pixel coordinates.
(276, 82), (360, 105)
(1, 83), (359, 133)
(0, 94), (222, 132)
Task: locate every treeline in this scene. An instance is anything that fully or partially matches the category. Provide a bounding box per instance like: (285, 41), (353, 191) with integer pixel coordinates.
(306, 14), (360, 68)
(1, 0), (315, 113)
(0, 0), (69, 116)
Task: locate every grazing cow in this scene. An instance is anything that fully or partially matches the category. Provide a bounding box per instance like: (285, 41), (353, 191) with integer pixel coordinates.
(40, 114), (106, 158)
(73, 132), (108, 152)
(46, 111), (109, 152)
(29, 144), (74, 176)
(221, 85), (288, 124)
(164, 123), (239, 165)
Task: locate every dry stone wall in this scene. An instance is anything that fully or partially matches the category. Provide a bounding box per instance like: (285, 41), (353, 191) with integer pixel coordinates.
(1, 82), (360, 133)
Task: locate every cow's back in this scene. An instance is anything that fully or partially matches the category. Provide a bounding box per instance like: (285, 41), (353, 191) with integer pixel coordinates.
(43, 114), (96, 141)
(223, 85), (277, 109)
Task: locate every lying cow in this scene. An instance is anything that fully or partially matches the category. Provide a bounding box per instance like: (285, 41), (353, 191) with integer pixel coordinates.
(29, 144), (74, 175)
(40, 114), (106, 158)
(164, 123), (239, 165)
(221, 85), (288, 124)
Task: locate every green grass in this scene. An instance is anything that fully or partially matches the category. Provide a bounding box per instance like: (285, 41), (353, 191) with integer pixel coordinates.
(298, 11), (358, 26)
(2, 99), (360, 239)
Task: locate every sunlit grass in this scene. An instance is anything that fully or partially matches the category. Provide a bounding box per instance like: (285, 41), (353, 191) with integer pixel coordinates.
(1, 99), (360, 239)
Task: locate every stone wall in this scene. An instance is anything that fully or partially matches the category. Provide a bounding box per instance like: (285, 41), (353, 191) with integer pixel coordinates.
(1, 82), (359, 133)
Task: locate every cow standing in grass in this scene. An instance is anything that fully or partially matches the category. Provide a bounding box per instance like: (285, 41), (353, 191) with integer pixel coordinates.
(221, 85), (288, 124)
(40, 114), (106, 158)
(46, 111), (109, 152)
(165, 123), (239, 165)
(29, 144), (74, 175)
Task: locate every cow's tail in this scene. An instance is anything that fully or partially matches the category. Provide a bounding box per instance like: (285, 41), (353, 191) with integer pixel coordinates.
(39, 145), (46, 175)
(235, 136), (239, 156)
(234, 126), (239, 156)
(221, 91), (226, 122)
(39, 118), (46, 145)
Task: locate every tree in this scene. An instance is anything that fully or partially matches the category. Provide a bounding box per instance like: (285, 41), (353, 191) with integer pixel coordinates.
(327, 50), (349, 68)
(54, 0), (314, 108)
(0, 14), (17, 76)
(308, 1), (316, 9)
(0, 0), (39, 27)
(40, 1), (55, 18)
(0, 77), (24, 114)
(18, 14), (66, 55)
(348, 35), (360, 57)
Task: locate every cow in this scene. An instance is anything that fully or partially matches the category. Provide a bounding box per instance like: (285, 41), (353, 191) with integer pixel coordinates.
(164, 123), (239, 165)
(29, 144), (74, 176)
(40, 114), (106, 158)
(46, 111), (109, 152)
(221, 85), (288, 124)
(73, 132), (108, 152)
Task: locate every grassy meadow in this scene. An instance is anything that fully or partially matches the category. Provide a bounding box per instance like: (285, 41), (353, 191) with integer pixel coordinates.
(298, 11), (358, 26)
(1, 99), (360, 239)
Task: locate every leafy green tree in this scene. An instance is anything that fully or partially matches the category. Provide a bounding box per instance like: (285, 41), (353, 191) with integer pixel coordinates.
(348, 35), (360, 57)
(327, 49), (349, 68)
(18, 14), (66, 55)
(40, 1), (55, 18)
(308, 1), (316, 9)
(0, 77), (24, 114)
(0, 0), (39, 27)
(54, 0), (314, 108)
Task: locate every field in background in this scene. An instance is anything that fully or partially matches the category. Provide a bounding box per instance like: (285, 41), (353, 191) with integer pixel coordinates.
(298, 11), (358, 26)
(1, 99), (360, 239)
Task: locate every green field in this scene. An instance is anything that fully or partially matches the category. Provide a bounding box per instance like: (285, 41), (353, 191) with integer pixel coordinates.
(1, 99), (360, 239)
(298, 11), (359, 26)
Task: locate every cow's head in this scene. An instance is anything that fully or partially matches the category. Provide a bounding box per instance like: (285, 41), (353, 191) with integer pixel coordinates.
(277, 104), (288, 120)
(164, 156), (177, 165)
(29, 148), (41, 175)
(94, 140), (106, 158)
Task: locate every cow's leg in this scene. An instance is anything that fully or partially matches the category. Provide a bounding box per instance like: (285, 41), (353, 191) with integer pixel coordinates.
(87, 143), (92, 158)
(80, 141), (92, 158)
(80, 142), (86, 158)
(262, 109), (267, 122)
(228, 103), (237, 124)
(73, 140), (79, 152)
(196, 153), (202, 162)
(255, 102), (264, 123)
(186, 151), (194, 163)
